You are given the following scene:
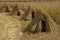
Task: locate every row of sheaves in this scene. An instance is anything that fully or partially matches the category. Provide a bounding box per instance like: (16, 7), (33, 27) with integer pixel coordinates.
(0, 3), (51, 34)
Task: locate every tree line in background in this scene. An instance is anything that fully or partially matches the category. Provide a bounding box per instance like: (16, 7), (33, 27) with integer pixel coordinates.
(0, 0), (60, 2)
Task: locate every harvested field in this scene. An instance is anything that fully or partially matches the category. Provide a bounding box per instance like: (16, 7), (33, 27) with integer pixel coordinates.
(0, 1), (60, 40)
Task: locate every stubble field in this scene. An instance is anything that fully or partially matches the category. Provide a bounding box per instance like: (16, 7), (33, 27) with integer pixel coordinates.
(0, 1), (60, 40)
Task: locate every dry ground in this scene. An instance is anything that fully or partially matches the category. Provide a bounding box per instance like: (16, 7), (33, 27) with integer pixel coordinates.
(0, 1), (60, 40)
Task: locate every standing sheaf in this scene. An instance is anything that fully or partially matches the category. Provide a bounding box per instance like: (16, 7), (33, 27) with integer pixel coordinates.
(22, 7), (52, 34)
